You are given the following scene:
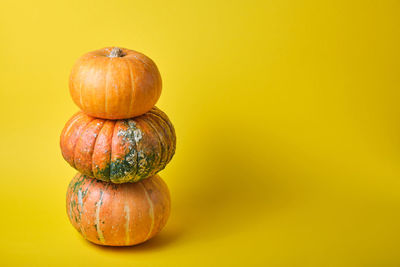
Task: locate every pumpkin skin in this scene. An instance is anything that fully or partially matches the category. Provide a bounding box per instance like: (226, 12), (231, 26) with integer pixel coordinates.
(66, 173), (170, 246)
(69, 47), (162, 119)
(60, 106), (176, 183)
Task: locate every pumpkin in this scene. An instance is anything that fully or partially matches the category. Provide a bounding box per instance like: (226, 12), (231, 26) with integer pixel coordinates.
(60, 106), (176, 183)
(69, 47), (162, 119)
(66, 173), (170, 246)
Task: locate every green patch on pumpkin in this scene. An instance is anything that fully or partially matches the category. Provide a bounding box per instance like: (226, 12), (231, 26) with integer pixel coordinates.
(93, 163), (111, 182)
(110, 120), (139, 183)
(69, 174), (85, 194)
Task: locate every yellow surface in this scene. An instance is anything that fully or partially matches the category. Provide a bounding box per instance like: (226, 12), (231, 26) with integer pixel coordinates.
(1, 0), (400, 266)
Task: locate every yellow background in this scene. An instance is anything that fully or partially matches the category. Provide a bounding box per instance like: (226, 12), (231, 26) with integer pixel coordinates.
(1, 0), (400, 266)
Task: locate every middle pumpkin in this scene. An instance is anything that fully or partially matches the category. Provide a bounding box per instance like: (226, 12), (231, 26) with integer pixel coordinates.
(60, 106), (176, 183)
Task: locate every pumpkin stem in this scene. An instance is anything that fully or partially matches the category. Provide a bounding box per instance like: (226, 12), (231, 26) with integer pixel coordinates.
(108, 47), (125, 58)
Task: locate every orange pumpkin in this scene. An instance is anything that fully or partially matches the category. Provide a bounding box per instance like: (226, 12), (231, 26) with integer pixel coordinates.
(69, 47), (162, 119)
(60, 106), (176, 183)
(66, 173), (170, 246)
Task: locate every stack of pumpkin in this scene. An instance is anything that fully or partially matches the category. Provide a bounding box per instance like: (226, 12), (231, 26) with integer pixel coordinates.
(60, 47), (176, 246)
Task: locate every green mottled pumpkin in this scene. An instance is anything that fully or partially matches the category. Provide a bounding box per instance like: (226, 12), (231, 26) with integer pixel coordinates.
(60, 107), (176, 183)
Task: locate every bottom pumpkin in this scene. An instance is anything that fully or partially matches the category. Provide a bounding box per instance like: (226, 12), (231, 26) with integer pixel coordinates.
(66, 173), (171, 246)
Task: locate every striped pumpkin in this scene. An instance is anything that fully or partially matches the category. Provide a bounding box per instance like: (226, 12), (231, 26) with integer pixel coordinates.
(66, 173), (170, 246)
(60, 106), (176, 183)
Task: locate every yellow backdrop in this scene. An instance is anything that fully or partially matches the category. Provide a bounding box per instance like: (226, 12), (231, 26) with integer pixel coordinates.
(1, 0), (400, 266)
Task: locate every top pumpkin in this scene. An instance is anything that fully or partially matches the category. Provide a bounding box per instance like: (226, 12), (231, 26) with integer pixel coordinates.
(69, 47), (162, 119)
